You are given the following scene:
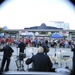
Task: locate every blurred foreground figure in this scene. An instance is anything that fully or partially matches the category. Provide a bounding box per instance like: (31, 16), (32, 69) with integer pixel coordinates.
(71, 42), (75, 75)
(26, 46), (53, 72)
(0, 42), (14, 72)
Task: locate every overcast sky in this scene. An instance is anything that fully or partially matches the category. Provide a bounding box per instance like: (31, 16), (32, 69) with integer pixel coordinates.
(0, 0), (75, 29)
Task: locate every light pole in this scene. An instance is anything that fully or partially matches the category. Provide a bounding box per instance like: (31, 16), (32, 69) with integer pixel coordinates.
(31, 47), (34, 56)
(54, 45), (58, 65)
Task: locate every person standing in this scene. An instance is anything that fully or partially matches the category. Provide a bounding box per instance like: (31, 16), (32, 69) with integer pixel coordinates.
(17, 39), (26, 71)
(0, 42), (14, 72)
(18, 39), (26, 60)
(42, 40), (49, 54)
(71, 42), (75, 74)
(18, 39), (26, 54)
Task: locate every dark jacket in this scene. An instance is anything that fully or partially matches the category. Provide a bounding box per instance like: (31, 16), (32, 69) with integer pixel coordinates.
(26, 53), (53, 71)
(71, 45), (75, 71)
(0, 45), (14, 58)
(41, 40), (49, 54)
(42, 44), (49, 54)
(71, 45), (75, 57)
(18, 42), (26, 53)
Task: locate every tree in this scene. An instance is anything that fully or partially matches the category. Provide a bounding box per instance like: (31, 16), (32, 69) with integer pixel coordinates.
(0, 27), (4, 33)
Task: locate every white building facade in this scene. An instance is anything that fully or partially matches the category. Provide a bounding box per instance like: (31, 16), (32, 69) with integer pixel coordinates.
(49, 21), (69, 30)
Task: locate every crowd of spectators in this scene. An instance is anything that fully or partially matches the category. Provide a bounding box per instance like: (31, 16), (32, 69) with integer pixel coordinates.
(0, 37), (75, 48)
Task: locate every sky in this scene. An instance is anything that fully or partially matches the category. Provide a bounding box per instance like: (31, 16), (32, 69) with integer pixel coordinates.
(0, 0), (75, 30)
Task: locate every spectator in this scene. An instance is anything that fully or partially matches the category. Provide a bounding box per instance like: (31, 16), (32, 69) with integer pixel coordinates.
(26, 46), (53, 72)
(42, 40), (49, 54)
(17, 39), (26, 71)
(18, 39), (26, 53)
(0, 42), (14, 72)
